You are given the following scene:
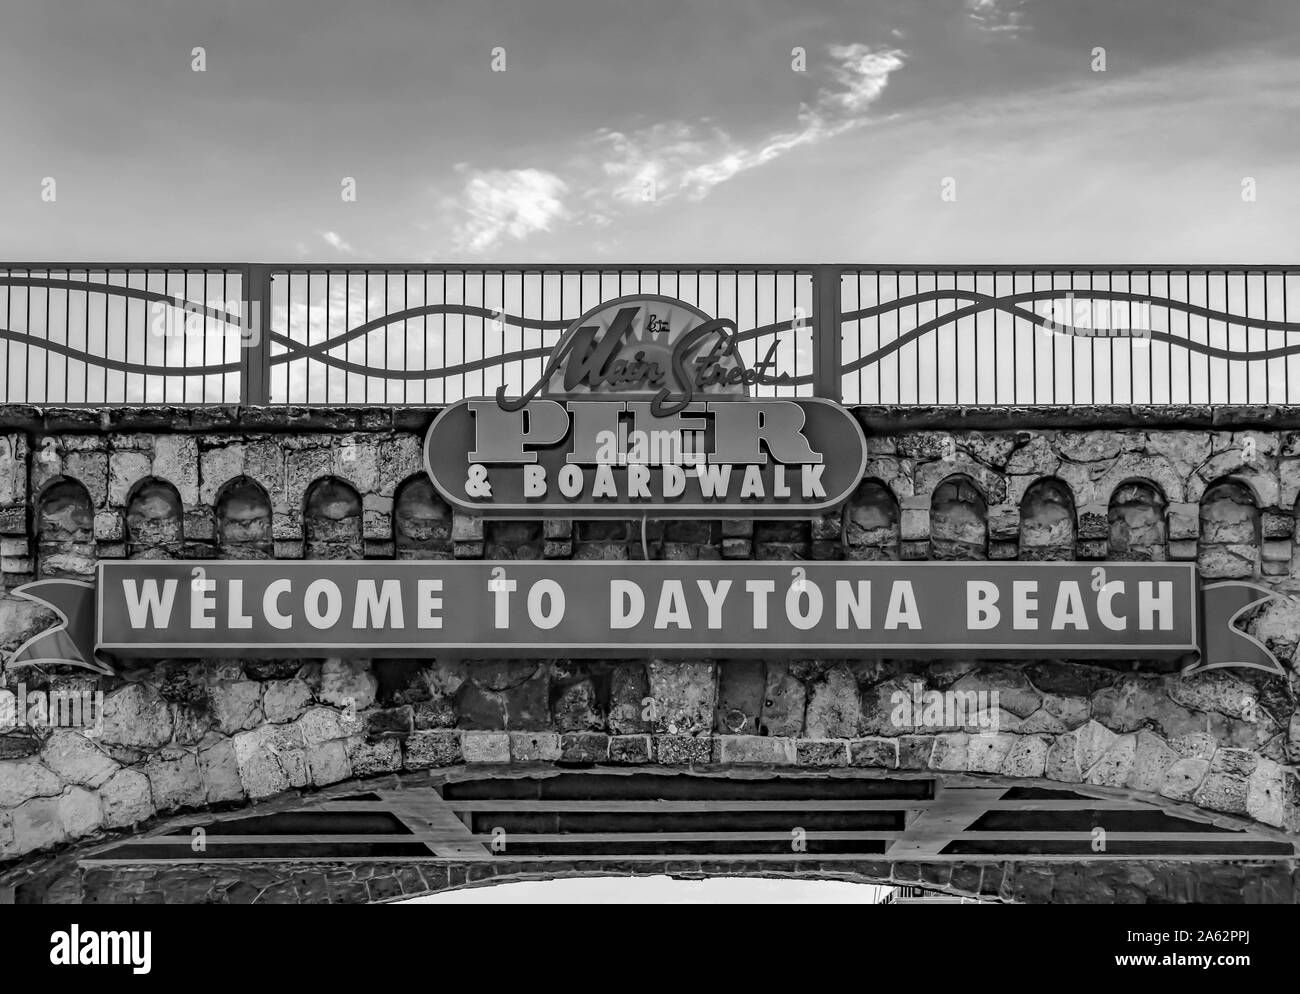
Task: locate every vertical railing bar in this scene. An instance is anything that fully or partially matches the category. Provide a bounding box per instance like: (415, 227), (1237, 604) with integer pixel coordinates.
(1183, 271), (1191, 406)
(82, 267), (89, 403)
(1244, 269), (1251, 405)
(1069, 269), (1077, 408)
(1028, 269), (1035, 405)
(61, 266), (70, 403)
(1218, 269), (1226, 406)
(184, 268), (190, 404)
(1286, 271), (1291, 403)
(752, 269), (759, 397)
(1045, 268), (1054, 405)
(1170, 267), (1180, 402)
(405, 269), (413, 406)
(912, 271), (918, 406)
(1084, 269), (1093, 406)
(0, 266), (7, 405)
(24, 267), (32, 404)
(96, 269), (105, 403)
(225, 267), (232, 405)
(42, 267), (51, 403)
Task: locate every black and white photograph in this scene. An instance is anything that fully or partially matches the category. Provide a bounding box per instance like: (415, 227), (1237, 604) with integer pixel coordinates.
(0, 0), (1295, 966)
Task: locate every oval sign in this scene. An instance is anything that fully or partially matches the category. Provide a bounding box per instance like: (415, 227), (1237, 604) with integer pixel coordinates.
(424, 296), (867, 518)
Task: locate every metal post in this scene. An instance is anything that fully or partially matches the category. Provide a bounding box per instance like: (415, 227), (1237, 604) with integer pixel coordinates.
(240, 264), (273, 405)
(812, 266), (843, 402)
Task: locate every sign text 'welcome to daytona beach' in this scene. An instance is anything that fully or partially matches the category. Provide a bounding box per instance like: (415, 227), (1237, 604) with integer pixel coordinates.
(89, 561), (1197, 660)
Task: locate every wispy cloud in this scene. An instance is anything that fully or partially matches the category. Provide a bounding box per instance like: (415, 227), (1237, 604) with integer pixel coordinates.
(320, 230), (355, 254)
(965, 0), (1029, 34)
(448, 167), (569, 253)
(441, 43), (905, 252)
(597, 44), (905, 206)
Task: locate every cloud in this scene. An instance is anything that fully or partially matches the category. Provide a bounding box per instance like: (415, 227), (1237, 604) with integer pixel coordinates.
(439, 44), (903, 253)
(449, 167), (569, 253)
(596, 43), (906, 205)
(965, 0), (1028, 34)
(320, 230), (354, 254)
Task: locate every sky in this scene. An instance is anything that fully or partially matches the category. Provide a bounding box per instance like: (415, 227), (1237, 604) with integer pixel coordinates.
(401, 876), (893, 904)
(1, 0), (1297, 263)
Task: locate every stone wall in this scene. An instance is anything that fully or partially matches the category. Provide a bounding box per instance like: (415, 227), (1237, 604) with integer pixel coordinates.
(3, 407), (1300, 879)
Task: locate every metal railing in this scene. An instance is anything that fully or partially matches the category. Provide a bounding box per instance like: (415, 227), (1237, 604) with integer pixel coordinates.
(2, 265), (1297, 406)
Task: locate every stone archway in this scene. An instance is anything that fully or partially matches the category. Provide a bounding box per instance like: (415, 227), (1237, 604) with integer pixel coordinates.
(16, 766), (1297, 905)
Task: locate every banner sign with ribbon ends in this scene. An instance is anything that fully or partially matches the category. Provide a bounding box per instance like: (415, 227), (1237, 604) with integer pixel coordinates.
(4, 561), (1287, 677)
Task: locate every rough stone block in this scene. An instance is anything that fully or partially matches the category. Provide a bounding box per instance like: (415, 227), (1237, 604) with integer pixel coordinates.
(559, 732), (608, 764)
(1001, 735), (1048, 778)
(796, 738), (849, 766)
(461, 730), (511, 764)
(452, 513), (483, 542)
(1193, 772), (1249, 814)
(654, 734), (711, 765)
(608, 734), (653, 764)
(849, 737), (898, 768)
(107, 450), (151, 506)
(899, 508), (929, 542)
(1160, 757), (1210, 801)
(403, 731), (462, 770)
(93, 511), (123, 541)
(1166, 503), (1199, 541)
(508, 731), (561, 762)
(346, 736), (403, 776)
(308, 740), (352, 785)
(199, 740), (244, 803)
(100, 768), (155, 828)
(714, 735), (796, 766)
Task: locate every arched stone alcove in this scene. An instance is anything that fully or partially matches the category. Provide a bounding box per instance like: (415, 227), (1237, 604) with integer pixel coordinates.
(930, 475), (987, 560)
(36, 478), (94, 578)
(1108, 480), (1167, 561)
(844, 479), (900, 560)
(1198, 479), (1260, 579)
(305, 477), (363, 560)
(215, 476), (272, 559)
(125, 478), (184, 559)
(393, 477), (452, 560)
(1019, 478), (1076, 561)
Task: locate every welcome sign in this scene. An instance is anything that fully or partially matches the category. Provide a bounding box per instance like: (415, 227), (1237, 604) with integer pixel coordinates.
(423, 295), (867, 517)
(8, 561), (1286, 677)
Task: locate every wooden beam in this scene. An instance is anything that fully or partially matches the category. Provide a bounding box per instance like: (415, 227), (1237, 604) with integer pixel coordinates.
(115, 829), (1284, 847)
(378, 788), (490, 858)
(888, 785), (1010, 857)
(315, 799), (923, 813)
(318, 798), (1153, 813)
